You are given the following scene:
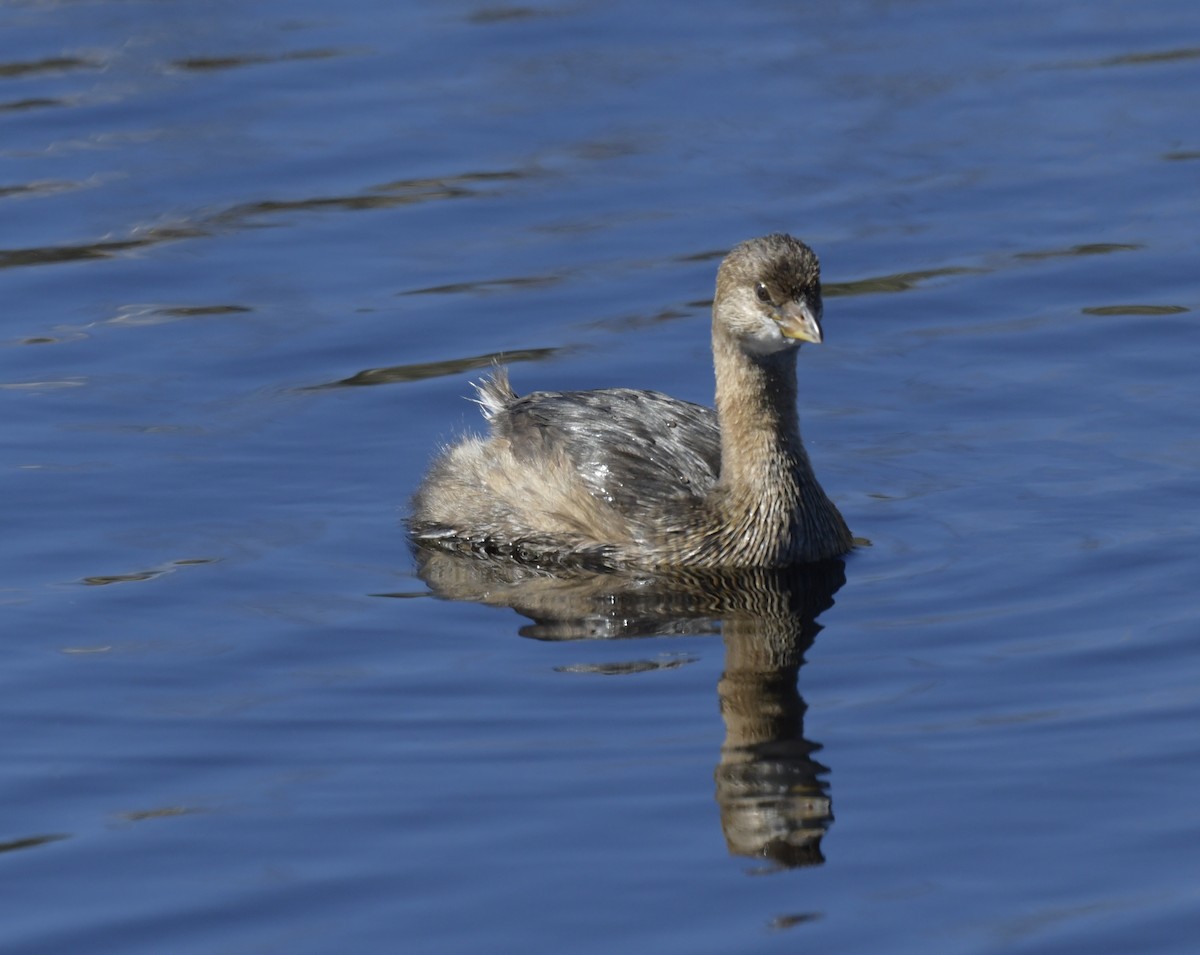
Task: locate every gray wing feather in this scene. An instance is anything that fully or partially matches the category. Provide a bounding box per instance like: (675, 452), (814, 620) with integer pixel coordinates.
(489, 383), (721, 513)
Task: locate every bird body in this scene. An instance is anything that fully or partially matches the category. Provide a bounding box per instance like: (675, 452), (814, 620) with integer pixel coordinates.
(409, 234), (853, 569)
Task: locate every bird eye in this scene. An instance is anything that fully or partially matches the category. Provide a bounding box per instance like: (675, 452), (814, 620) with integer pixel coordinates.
(755, 283), (772, 304)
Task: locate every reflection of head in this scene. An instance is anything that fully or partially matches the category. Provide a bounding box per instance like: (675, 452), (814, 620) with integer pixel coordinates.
(718, 760), (832, 869)
(412, 545), (846, 868)
(717, 662), (832, 869)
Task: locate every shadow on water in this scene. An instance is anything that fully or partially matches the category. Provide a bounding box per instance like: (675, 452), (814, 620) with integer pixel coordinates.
(409, 545), (847, 869)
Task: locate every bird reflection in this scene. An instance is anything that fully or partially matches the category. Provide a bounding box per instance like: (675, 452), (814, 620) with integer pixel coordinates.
(412, 544), (845, 868)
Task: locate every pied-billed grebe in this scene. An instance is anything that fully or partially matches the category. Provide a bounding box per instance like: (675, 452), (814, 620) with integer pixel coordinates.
(409, 233), (853, 569)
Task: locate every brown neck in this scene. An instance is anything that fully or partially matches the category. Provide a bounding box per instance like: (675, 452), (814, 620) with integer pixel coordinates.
(712, 327), (808, 492)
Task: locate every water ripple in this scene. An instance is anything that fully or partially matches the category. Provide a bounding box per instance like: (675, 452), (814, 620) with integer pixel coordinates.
(0, 170), (527, 270)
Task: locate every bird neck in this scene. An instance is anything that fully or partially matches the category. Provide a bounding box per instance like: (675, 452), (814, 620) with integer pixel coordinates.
(712, 328), (811, 493)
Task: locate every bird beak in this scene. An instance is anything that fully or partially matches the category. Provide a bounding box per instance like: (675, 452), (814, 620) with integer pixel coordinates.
(777, 299), (823, 344)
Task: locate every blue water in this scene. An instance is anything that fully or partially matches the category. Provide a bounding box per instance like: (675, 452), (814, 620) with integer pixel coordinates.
(4, 1), (1199, 952)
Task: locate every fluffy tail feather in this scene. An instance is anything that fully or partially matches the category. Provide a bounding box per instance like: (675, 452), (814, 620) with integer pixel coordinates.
(470, 366), (518, 421)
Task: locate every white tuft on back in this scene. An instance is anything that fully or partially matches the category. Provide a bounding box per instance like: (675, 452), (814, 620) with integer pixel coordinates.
(469, 367), (517, 421)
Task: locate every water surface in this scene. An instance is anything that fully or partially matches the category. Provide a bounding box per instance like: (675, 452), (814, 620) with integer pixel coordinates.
(3, 2), (1199, 953)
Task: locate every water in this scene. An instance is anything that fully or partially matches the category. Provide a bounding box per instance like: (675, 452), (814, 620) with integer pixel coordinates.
(3, 1), (1199, 952)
